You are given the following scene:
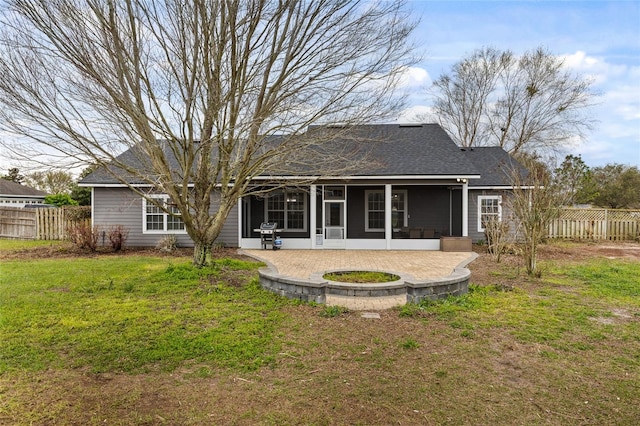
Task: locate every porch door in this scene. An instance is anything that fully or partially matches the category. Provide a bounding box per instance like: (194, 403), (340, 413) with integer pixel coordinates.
(323, 200), (346, 249)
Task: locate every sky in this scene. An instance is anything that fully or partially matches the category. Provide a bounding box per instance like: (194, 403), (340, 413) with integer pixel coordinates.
(1, 1), (638, 174)
(397, 0), (640, 168)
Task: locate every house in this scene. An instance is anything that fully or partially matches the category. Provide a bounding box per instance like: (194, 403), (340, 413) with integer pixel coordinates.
(80, 124), (527, 250)
(0, 179), (47, 207)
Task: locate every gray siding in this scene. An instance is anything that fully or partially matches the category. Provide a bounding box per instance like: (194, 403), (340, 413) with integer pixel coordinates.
(468, 189), (514, 243)
(93, 187), (238, 248)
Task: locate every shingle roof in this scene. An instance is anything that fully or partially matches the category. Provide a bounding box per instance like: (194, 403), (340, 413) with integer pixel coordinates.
(0, 179), (47, 197)
(462, 146), (528, 187)
(303, 124), (480, 176)
(81, 124), (521, 185)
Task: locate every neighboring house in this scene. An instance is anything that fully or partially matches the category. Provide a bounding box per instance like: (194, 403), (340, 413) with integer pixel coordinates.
(79, 124), (527, 249)
(0, 180), (47, 207)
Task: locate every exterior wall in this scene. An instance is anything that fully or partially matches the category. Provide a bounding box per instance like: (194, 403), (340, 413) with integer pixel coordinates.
(93, 187), (238, 248)
(468, 189), (514, 243)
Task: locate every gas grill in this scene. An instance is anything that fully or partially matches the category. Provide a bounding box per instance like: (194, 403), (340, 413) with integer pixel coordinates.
(259, 222), (282, 250)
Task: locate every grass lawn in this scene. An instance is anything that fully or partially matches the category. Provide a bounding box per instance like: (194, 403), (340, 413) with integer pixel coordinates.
(0, 240), (639, 425)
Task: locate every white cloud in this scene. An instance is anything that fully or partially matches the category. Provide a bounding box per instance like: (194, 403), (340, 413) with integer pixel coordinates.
(561, 51), (631, 86)
(396, 66), (431, 89)
(602, 86), (640, 121)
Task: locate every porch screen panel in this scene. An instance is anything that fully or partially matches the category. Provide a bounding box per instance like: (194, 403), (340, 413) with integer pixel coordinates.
(392, 191), (406, 228)
(286, 191), (305, 230)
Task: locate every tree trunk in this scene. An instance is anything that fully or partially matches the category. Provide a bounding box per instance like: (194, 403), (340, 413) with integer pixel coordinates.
(526, 239), (538, 277)
(193, 240), (212, 268)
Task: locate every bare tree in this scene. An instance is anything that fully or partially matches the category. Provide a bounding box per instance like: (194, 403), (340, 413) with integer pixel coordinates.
(430, 47), (508, 149)
(507, 155), (566, 276)
(430, 47), (595, 156)
(0, 0), (417, 266)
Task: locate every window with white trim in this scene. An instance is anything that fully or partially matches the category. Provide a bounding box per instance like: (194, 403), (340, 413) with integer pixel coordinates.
(143, 195), (186, 233)
(365, 189), (408, 232)
(477, 195), (502, 232)
(265, 190), (306, 231)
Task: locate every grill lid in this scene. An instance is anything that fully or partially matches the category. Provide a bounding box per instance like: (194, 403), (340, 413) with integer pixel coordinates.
(260, 222), (278, 231)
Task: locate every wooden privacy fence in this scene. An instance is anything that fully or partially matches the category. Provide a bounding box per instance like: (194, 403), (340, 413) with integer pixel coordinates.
(0, 206), (91, 240)
(548, 208), (640, 241)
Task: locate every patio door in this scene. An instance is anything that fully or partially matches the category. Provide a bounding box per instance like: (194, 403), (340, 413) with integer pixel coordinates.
(324, 200), (346, 248)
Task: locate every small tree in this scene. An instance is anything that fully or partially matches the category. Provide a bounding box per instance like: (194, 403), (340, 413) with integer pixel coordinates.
(554, 154), (597, 205)
(70, 166), (96, 206)
(483, 216), (511, 263)
(591, 164), (640, 209)
(507, 156), (565, 277)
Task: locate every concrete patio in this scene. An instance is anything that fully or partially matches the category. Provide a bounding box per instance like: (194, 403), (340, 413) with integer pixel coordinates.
(242, 250), (478, 310)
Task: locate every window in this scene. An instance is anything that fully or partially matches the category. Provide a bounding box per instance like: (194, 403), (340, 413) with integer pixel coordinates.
(365, 189), (408, 232)
(478, 195), (502, 232)
(143, 195), (186, 233)
(266, 190), (306, 231)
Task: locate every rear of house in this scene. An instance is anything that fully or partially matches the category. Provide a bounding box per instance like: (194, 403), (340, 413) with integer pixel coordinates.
(81, 124), (526, 250)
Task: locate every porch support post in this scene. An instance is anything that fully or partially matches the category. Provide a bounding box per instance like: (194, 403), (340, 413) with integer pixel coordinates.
(462, 181), (469, 237)
(310, 184), (317, 249)
(385, 184), (392, 249)
(237, 197), (243, 247)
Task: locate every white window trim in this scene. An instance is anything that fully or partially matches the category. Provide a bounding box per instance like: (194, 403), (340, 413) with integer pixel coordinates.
(142, 195), (187, 234)
(264, 190), (308, 232)
(365, 189), (408, 232)
(477, 195), (502, 232)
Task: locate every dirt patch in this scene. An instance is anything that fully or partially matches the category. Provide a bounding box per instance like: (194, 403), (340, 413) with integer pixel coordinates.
(468, 241), (640, 288)
(540, 241), (640, 261)
(0, 243), (253, 263)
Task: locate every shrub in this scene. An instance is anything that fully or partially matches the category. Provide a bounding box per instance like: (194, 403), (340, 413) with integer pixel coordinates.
(44, 193), (78, 207)
(484, 218), (511, 263)
(63, 205), (91, 221)
(156, 234), (178, 252)
(67, 222), (98, 251)
(107, 225), (129, 252)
